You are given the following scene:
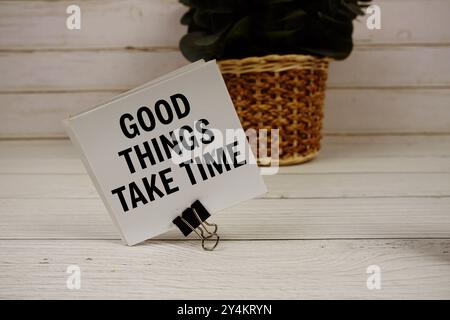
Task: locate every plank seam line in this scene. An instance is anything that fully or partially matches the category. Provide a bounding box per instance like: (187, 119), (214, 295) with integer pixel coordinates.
(0, 89), (124, 94)
(2, 86), (450, 94)
(2, 171), (450, 176)
(324, 132), (450, 137)
(2, 171), (450, 175)
(3, 134), (450, 139)
(2, 195), (450, 200)
(1, 43), (450, 53)
(2, 132), (450, 141)
(2, 86), (450, 95)
(0, 47), (179, 53)
(0, 237), (449, 241)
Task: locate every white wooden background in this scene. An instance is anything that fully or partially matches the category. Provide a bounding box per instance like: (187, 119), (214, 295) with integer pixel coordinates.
(0, 0), (450, 299)
(1, 0), (450, 137)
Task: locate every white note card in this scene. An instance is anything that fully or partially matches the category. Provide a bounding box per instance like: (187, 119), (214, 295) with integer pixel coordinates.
(65, 60), (267, 245)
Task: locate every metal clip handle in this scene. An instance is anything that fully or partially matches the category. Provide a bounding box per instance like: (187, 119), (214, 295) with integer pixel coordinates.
(173, 200), (220, 251)
(180, 209), (220, 251)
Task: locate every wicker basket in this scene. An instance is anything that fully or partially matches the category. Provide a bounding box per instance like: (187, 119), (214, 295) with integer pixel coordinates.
(218, 54), (329, 166)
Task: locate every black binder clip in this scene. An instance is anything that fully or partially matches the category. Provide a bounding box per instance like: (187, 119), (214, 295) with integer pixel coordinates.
(172, 200), (220, 251)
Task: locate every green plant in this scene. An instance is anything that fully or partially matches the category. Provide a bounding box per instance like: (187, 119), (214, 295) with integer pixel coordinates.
(179, 0), (371, 61)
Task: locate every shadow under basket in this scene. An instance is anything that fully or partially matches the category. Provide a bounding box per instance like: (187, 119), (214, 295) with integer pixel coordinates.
(218, 54), (329, 166)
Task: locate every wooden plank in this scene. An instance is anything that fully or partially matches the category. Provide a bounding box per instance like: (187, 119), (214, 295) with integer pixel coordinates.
(1, 197), (449, 240)
(1, 172), (449, 199)
(2, 89), (450, 138)
(1, 0), (449, 50)
(1, 47), (449, 92)
(281, 156), (450, 175)
(354, 0), (450, 45)
(323, 89), (450, 134)
(0, 91), (116, 138)
(1, 239), (449, 299)
(1, 136), (450, 174)
(327, 46), (450, 88)
(0, 0), (186, 50)
(0, 140), (82, 174)
(0, 50), (188, 92)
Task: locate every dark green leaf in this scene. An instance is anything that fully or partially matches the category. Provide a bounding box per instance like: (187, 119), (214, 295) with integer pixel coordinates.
(178, 0), (371, 61)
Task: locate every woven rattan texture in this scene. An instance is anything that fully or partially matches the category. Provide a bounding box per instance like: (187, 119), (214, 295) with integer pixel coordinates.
(219, 55), (329, 165)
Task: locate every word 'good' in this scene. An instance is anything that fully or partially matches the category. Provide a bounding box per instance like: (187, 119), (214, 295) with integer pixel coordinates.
(119, 93), (191, 139)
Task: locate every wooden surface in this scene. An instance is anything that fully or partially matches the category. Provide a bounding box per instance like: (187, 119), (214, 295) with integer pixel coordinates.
(1, 0), (449, 50)
(1, 0), (449, 299)
(3, 88), (450, 138)
(1, 136), (449, 299)
(0, 0), (450, 138)
(1, 239), (450, 300)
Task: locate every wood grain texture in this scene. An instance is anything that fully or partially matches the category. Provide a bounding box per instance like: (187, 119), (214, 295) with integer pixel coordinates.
(2, 47), (450, 92)
(1, 239), (449, 299)
(2, 136), (450, 174)
(0, 137), (449, 240)
(1, 0), (449, 300)
(0, 0), (187, 50)
(1, 197), (449, 240)
(1, 172), (449, 199)
(2, 88), (450, 138)
(1, 0), (449, 50)
(1, 1), (449, 138)
(323, 89), (450, 134)
(353, 0), (450, 45)
(327, 46), (450, 88)
(0, 50), (187, 92)
(0, 91), (117, 138)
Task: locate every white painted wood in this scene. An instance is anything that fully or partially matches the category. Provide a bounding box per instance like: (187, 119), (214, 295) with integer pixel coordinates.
(0, 239), (449, 299)
(327, 46), (450, 88)
(2, 172), (449, 199)
(1, 0), (449, 299)
(1, 137), (449, 240)
(323, 89), (450, 134)
(354, 0), (450, 45)
(0, 91), (117, 138)
(1, 0), (449, 50)
(2, 136), (450, 174)
(0, 50), (188, 92)
(2, 88), (450, 138)
(1, 47), (449, 92)
(1, 197), (449, 240)
(0, 0), (186, 50)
